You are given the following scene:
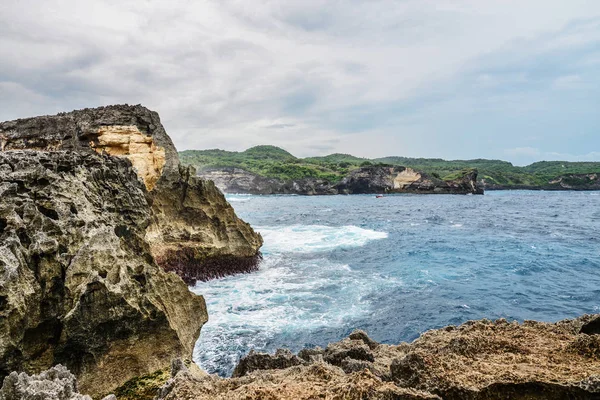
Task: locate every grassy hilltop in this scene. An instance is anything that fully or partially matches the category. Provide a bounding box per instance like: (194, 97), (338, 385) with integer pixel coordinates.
(179, 146), (600, 188)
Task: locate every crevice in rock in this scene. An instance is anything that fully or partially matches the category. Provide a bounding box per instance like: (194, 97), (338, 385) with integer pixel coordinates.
(37, 205), (59, 220)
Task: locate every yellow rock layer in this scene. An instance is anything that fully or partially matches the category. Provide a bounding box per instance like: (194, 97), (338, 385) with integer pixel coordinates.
(91, 125), (166, 190)
(392, 168), (421, 189)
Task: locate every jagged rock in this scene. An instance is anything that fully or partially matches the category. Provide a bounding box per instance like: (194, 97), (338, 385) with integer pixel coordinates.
(232, 349), (305, 378)
(336, 166), (483, 194)
(147, 165), (263, 284)
(0, 151), (207, 396)
(232, 335), (378, 378)
(0, 105), (263, 284)
(348, 329), (380, 350)
(156, 362), (441, 400)
(0, 364), (111, 400)
(322, 338), (375, 366)
(157, 315), (600, 399)
(581, 315), (600, 335)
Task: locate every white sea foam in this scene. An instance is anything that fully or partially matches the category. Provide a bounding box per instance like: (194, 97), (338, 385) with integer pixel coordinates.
(257, 225), (388, 254)
(225, 194), (254, 203)
(192, 254), (401, 375)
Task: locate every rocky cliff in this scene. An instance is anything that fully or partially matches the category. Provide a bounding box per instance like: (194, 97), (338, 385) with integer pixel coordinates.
(482, 173), (600, 191)
(0, 105), (262, 396)
(198, 166), (483, 195)
(0, 105), (263, 283)
(155, 315), (600, 399)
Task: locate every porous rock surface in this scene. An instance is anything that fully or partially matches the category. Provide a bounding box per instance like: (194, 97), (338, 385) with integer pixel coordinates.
(157, 315), (600, 400)
(0, 105), (263, 283)
(0, 105), (262, 395)
(0, 151), (206, 396)
(0, 365), (115, 400)
(198, 166), (483, 195)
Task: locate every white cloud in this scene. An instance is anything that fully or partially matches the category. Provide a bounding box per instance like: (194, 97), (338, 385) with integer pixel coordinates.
(552, 74), (583, 90)
(1, 0), (599, 161)
(505, 147), (541, 158)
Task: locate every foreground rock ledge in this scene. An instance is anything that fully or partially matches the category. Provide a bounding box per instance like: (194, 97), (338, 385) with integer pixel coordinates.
(156, 315), (600, 400)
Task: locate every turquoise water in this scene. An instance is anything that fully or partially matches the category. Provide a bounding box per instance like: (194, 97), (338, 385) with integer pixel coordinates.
(192, 191), (600, 376)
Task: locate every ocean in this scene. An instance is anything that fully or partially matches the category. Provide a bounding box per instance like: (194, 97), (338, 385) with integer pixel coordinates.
(192, 191), (600, 376)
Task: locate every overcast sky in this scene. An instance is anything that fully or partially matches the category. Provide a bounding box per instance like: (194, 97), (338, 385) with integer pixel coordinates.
(1, 1), (599, 165)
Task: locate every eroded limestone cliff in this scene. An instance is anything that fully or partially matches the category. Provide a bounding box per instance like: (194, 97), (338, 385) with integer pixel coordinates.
(156, 315), (600, 400)
(0, 105), (262, 395)
(0, 151), (207, 397)
(0, 105), (263, 283)
(197, 166), (483, 195)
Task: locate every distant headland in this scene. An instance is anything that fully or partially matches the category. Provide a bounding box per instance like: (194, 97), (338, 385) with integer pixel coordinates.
(179, 145), (600, 194)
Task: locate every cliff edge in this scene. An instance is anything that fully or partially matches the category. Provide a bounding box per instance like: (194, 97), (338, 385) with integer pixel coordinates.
(197, 166), (483, 195)
(0, 105), (262, 396)
(0, 105), (263, 283)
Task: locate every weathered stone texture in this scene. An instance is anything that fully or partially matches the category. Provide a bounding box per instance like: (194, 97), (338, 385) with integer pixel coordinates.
(0, 151), (207, 396)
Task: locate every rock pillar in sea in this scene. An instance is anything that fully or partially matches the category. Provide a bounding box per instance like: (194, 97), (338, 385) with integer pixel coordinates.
(0, 105), (262, 396)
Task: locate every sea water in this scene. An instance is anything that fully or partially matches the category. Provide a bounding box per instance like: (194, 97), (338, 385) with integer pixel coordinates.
(192, 191), (600, 376)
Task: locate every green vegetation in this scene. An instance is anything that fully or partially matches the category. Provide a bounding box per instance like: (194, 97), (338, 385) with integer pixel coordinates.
(111, 367), (170, 400)
(179, 146), (350, 183)
(179, 146), (600, 188)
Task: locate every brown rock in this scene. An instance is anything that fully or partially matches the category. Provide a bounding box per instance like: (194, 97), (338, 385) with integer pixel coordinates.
(156, 315), (600, 399)
(0, 151), (207, 397)
(0, 105), (263, 284)
(0, 105), (262, 395)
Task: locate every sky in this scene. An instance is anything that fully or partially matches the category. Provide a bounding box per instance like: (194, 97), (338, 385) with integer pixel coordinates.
(1, 0), (599, 165)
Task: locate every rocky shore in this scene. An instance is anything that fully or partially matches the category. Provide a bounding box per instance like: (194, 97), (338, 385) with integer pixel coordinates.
(155, 314), (600, 399)
(198, 166), (483, 195)
(481, 173), (600, 191)
(0, 105), (262, 396)
(6, 314), (597, 399)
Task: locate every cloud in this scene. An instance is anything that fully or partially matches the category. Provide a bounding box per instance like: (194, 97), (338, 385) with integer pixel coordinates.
(552, 74), (583, 90)
(505, 147), (541, 158)
(1, 0), (599, 163)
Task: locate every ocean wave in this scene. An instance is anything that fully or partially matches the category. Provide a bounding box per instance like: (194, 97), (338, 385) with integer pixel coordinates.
(257, 224), (388, 254)
(191, 255), (400, 375)
(225, 194), (254, 202)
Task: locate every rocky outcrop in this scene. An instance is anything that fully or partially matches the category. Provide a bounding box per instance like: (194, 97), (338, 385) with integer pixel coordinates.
(197, 167), (338, 195)
(0, 105), (262, 395)
(0, 105), (263, 283)
(0, 365), (115, 400)
(482, 173), (600, 191)
(155, 315), (600, 399)
(147, 166), (263, 284)
(198, 166), (483, 195)
(336, 166), (483, 194)
(0, 151), (207, 397)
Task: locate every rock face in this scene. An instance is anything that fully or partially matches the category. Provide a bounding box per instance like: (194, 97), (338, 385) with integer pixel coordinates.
(156, 315), (600, 400)
(147, 166), (263, 284)
(198, 166), (483, 195)
(0, 365), (114, 400)
(0, 151), (206, 396)
(337, 166), (483, 195)
(482, 173), (600, 191)
(0, 105), (263, 283)
(0, 105), (262, 395)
